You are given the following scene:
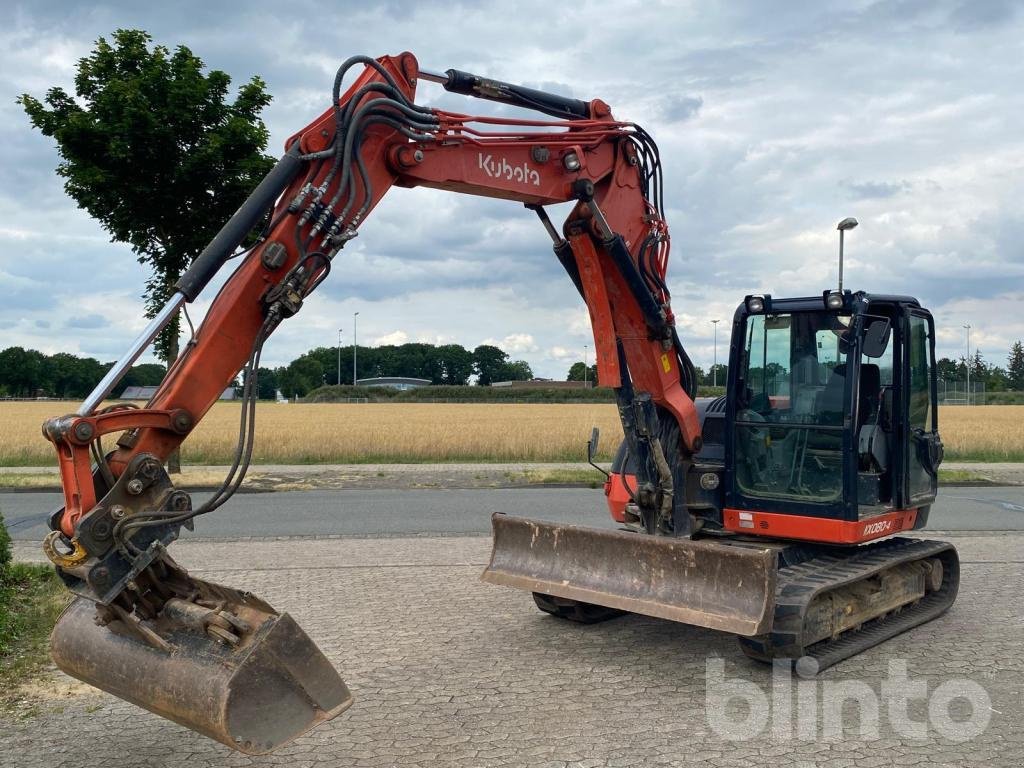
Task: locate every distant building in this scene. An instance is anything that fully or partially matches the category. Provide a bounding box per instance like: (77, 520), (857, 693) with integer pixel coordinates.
(119, 385), (238, 400)
(491, 379), (594, 389)
(355, 376), (431, 391)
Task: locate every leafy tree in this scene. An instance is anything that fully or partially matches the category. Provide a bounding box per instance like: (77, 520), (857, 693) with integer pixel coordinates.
(45, 353), (107, 398)
(19, 29), (275, 365)
(120, 362), (167, 389)
(473, 345), (508, 385)
(566, 361), (598, 384)
(21, 29), (276, 471)
(0, 347), (46, 396)
(256, 367), (280, 400)
(278, 355), (324, 398)
(501, 360), (534, 381)
(970, 351), (986, 382)
(1008, 341), (1024, 390)
(705, 363), (728, 387)
(936, 357), (963, 381)
(433, 344), (474, 385)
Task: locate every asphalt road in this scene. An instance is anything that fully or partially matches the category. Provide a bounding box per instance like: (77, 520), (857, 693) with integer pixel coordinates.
(3, 485), (1023, 540)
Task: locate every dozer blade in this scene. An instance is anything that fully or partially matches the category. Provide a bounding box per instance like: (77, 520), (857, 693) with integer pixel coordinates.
(51, 587), (352, 755)
(483, 514), (778, 636)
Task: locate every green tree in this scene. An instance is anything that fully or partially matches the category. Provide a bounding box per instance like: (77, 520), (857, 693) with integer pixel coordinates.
(473, 345), (508, 385)
(936, 357), (963, 381)
(501, 360), (534, 381)
(45, 352), (106, 398)
(19, 29), (275, 365)
(566, 361), (597, 384)
(0, 347), (46, 396)
(120, 362), (168, 389)
(257, 367), (280, 400)
(705, 363), (728, 387)
(1008, 341), (1024, 390)
(278, 354), (324, 398)
(970, 351), (987, 383)
(432, 344), (474, 385)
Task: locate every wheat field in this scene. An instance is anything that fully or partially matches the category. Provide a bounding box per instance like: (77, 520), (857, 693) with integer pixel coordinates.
(1, 401), (1021, 466)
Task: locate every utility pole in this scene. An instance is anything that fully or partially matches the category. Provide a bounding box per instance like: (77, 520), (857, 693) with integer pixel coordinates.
(711, 319), (720, 387)
(964, 323), (972, 405)
(342, 327), (350, 387)
(584, 344), (588, 387)
(353, 312), (360, 386)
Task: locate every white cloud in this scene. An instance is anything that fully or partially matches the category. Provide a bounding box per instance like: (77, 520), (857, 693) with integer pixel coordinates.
(372, 330), (409, 346)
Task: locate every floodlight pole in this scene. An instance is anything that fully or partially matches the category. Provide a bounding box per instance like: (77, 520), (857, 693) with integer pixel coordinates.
(964, 323), (972, 405)
(836, 217), (858, 293)
(342, 329), (350, 387)
(711, 319), (720, 387)
(353, 312), (360, 386)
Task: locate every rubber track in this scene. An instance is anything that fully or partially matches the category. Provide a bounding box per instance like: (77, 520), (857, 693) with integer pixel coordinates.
(737, 537), (959, 671)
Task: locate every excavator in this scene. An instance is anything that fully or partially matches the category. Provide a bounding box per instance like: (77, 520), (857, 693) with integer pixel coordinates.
(38, 52), (958, 754)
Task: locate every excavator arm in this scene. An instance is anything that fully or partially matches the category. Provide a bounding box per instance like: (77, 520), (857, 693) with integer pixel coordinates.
(49, 52), (699, 540)
(41, 52), (705, 753)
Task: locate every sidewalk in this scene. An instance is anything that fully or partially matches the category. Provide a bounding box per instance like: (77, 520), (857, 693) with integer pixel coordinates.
(4, 533), (1022, 768)
(3, 461), (1022, 488)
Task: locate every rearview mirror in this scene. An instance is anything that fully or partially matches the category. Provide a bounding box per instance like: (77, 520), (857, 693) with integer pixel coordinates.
(862, 318), (891, 358)
(588, 427), (600, 461)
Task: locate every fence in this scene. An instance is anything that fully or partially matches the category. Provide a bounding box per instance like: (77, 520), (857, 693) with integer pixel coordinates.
(938, 379), (986, 406)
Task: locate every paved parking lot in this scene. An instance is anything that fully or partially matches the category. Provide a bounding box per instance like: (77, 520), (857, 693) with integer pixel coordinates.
(3, 532), (1022, 767)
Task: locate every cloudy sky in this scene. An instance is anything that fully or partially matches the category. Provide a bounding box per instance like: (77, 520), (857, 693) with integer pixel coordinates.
(2, 0), (1022, 378)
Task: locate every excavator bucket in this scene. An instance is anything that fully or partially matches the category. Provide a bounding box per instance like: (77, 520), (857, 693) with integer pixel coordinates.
(50, 583), (352, 755)
(483, 514), (778, 636)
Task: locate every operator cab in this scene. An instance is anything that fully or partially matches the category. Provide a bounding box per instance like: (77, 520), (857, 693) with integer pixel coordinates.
(724, 290), (942, 537)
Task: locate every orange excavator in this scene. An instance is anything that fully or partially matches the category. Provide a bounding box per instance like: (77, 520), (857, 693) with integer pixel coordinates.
(40, 52), (958, 754)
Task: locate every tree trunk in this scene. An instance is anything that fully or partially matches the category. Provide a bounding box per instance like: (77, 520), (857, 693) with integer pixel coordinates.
(165, 317), (182, 475)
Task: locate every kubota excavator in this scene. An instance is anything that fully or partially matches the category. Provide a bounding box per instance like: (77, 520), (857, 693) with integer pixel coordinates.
(39, 52), (958, 755)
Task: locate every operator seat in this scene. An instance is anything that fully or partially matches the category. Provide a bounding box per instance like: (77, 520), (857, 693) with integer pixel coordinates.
(817, 363), (848, 425)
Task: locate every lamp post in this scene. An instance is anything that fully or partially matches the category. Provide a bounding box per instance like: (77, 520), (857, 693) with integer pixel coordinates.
(836, 217), (858, 293)
(711, 319), (720, 387)
(964, 323), (972, 405)
(583, 344), (588, 387)
(353, 312), (360, 386)
(342, 327), (350, 385)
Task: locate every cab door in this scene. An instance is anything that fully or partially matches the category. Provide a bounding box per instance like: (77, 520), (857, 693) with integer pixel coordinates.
(904, 310), (941, 506)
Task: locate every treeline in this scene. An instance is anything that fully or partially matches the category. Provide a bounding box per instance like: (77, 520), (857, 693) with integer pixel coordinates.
(0, 347), (165, 398)
(6, 340), (1020, 401)
(269, 343), (534, 398)
(0, 342), (535, 400)
(937, 343), (1024, 392)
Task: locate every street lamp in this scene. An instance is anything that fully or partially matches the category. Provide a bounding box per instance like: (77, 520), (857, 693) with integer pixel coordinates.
(353, 312), (360, 386)
(964, 323), (972, 405)
(836, 217), (858, 293)
(710, 319), (720, 387)
(583, 344), (588, 387)
(342, 329), (350, 387)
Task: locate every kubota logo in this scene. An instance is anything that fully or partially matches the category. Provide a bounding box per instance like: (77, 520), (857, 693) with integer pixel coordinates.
(863, 520), (893, 537)
(478, 153), (541, 186)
